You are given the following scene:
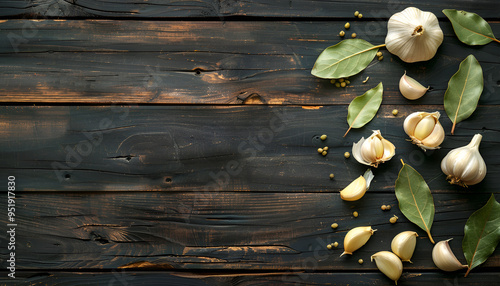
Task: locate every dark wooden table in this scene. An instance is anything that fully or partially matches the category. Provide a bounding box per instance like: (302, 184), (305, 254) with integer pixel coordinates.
(1, 1), (499, 285)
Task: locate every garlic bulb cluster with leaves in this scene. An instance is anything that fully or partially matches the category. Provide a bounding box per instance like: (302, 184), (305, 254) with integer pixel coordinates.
(385, 7), (444, 63)
(403, 111), (445, 151)
(352, 130), (396, 167)
(441, 134), (487, 187)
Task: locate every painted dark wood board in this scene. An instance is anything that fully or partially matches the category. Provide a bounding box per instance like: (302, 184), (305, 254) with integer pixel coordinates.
(0, 191), (498, 270)
(0, 0), (499, 19)
(0, 105), (499, 193)
(0, 20), (499, 104)
(2, 271), (500, 286)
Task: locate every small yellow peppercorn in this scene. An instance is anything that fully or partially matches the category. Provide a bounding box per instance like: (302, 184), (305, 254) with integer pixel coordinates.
(378, 56), (384, 61)
(341, 82), (346, 88)
(358, 13), (363, 19)
(322, 151), (328, 156)
(338, 78), (345, 83)
(333, 241), (339, 247)
(323, 146), (329, 151)
(331, 223), (338, 229)
(358, 259), (364, 264)
(317, 148), (323, 153)
(386, 205), (392, 210)
(344, 152), (350, 159)
(381, 205), (387, 211)
(345, 22), (350, 29)
(390, 215), (398, 224)
(345, 80), (350, 84)
(351, 33), (357, 38)
(329, 173), (335, 180)
(320, 134), (327, 141)
(392, 109), (398, 116)
(335, 82), (341, 88)
(339, 30), (345, 37)
(354, 11), (359, 17)
(376, 51), (382, 57)
(353, 211), (359, 218)
(327, 244), (333, 250)
(330, 79), (336, 84)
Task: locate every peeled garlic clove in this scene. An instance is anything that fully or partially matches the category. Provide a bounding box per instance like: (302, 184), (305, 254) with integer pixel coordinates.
(399, 72), (429, 100)
(403, 111), (445, 151)
(391, 231), (418, 263)
(385, 7), (443, 63)
(371, 251), (403, 284)
(340, 169), (374, 201)
(352, 130), (396, 168)
(341, 226), (376, 256)
(441, 134), (487, 187)
(432, 239), (467, 272)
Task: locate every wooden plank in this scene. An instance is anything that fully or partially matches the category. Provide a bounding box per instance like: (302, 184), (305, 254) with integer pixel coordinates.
(0, 20), (499, 104)
(2, 271), (500, 285)
(0, 191), (498, 270)
(1, 0), (499, 19)
(0, 105), (499, 193)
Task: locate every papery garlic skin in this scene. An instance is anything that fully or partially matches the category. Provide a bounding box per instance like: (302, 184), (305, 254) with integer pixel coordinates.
(340, 169), (374, 201)
(385, 7), (444, 63)
(341, 226), (376, 257)
(371, 251), (403, 284)
(399, 72), (429, 100)
(432, 239), (467, 272)
(391, 231), (418, 262)
(403, 111), (445, 151)
(353, 130), (396, 167)
(441, 134), (486, 187)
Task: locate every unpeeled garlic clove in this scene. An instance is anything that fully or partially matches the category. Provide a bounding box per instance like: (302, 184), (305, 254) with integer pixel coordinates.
(403, 111), (445, 151)
(391, 231), (418, 263)
(340, 169), (374, 201)
(432, 239), (467, 272)
(352, 130), (396, 168)
(371, 251), (403, 284)
(441, 134), (487, 187)
(399, 72), (429, 100)
(341, 226), (376, 256)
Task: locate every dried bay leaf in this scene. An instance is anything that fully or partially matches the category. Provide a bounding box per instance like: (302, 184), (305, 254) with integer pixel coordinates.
(462, 194), (500, 277)
(344, 82), (383, 137)
(444, 54), (483, 135)
(443, 9), (499, 45)
(395, 160), (435, 244)
(311, 39), (384, 79)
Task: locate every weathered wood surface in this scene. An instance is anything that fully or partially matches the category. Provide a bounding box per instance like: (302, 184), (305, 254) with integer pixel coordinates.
(0, 105), (499, 193)
(0, 20), (499, 104)
(0, 191), (498, 270)
(2, 271), (500, 285)
(1, 0), (499, 19)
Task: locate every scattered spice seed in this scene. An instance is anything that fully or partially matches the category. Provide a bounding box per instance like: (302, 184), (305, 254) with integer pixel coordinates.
(376, 51), (383, 57)
(358, 13), (363, 19)
(392, 109), (398, 116)
(381, 205), (387, 211)
(329, 173), (335, 180)
(327, 244), (333, 250)
(320, 134), (327, 141)
(322, 151), (328, 156)
(351, 33), (357, 38)
(378, 56), (384, 61)
(362, 76), (370, 83)
(358, 259), (364, 264)
(353, 211), (359, 218)
(341, 82), (347, 88)
(330, 79), (336, 84)
(333, 241), (339, 247)
(339, 30), (345, 37)
(344, 152), (351, 159)
(331, 223), (338, 229)
(323, 146), (329, 151)
(386, 205), (392, 210)
(335, 82), (341, 88)
(390, 215), (398, 224)
(354, 11), (359, 17)
(345, 22), (351, 29)
(345, 80), (350, 84)
(318, 148), (324, 154)
(339, 78), (345, 83)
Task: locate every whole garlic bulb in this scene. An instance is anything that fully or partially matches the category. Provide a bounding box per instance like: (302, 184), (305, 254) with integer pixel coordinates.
(441, 134), (486, 187)
(403, 111), (445, 151)
(352, 130), (396, 168)
(385, 7), (444, 63)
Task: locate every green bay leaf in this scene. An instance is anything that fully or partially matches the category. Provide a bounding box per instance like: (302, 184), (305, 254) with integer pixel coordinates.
(444, 54), (483, 135)
(443, 9), (499, 45)
(344, 82), (383, 137)
(462, 194), (500, 277)
(311, 39), (383, 79)
(395, 160), (435, 244)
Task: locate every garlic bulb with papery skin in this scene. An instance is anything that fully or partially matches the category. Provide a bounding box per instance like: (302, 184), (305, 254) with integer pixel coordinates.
(399, 72), (429, 100)
(391, 231), (418, 263)
(441, 134), (486, 187)
(385, 7), (444, 63)
(353, 130), (396, 167)
(432, 239), (467, 272)
(371, 251), (403, 284)
(404, 111), (445, 151)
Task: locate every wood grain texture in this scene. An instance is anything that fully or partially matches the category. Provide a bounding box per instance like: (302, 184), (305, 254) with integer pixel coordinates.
(0, 20), (498, 104)
(2, 271), (500, 285)
(0, 105), (499, 193)
(0, 191), (498, 270)
(1, 0), (499, 19)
